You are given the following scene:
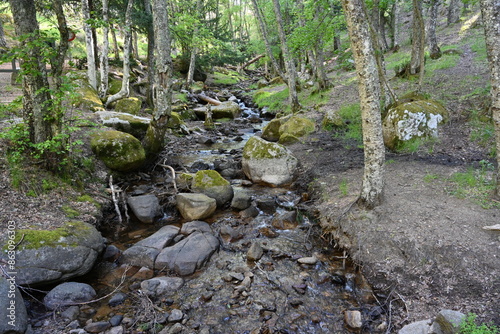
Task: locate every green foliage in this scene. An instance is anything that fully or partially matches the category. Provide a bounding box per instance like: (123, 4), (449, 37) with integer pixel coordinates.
(448, 160), (499, 209)
(212, 70), (241, 85)
(333, 103), (363, 144)
(460, 313), (499, 334)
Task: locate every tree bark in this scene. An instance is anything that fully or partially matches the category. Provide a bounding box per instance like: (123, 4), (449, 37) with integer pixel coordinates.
(99, 0), (110, 99)
(9, 0), (55, 146)
(0, 17), (7, 48)
(428, 0), (442, 59)
(410, 0), (425, 83)
(447, 0), (461, 25)
(479, 0), (500, 195)
(272, 0), (300, 113)
(52, 0), (70, 93)
(250, 0), (284, 80)
(142, 0), (174, 157)
(341, 0), (385, 208)
(187, 0), (204, 88)
(82, 0), (97, 90)
(111, 25), (120, 62)
(105, 0), (134, 107)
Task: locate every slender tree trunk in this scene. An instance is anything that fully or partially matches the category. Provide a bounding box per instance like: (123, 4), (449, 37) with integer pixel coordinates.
(132, 30), (139, 59)
(9, 0), (55, 145)
(479, 0), (500, 195)
(428, 0), (442, 59)
(410, 0), (425, 78)
(341, 0), (385, 208)
(105, 0), (134, 107)
(144, 0), (155, 106)
(187, 0), (203, 88)
(52, 0), (70, 91)
(143, 0), (173, 156)
(99, 0), (110, 98)
(0, 17), (7, 48)
(82, 0), (97, 89)
(447, 0), (461, 25)
(272, 0), (300, 113)
(389, 0), (400, 49)
(111, 26), (120, 62)
(250, 0), (284, 79)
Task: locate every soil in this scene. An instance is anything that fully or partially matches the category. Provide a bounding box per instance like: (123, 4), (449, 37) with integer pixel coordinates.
(0, 12), (499, 333)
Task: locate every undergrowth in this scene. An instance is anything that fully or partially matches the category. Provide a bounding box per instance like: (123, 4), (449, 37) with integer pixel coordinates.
(460, 313), (499, 334)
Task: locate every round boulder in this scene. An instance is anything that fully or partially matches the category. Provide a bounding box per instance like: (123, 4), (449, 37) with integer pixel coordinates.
(90, 129), (146, 172)
(191, 170), (234, 207)
(44, 282), (96, 310)
(176, 193), (217, 221)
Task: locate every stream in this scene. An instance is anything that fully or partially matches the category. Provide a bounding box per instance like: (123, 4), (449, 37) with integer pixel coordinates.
(48, 96), (381, 333)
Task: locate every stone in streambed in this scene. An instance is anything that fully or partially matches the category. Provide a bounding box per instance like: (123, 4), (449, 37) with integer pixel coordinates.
(176, 193), (217, 221)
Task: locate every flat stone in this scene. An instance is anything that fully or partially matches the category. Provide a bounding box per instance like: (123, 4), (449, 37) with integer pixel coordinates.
(84, 321), (111, 333)
(134, 225), (180, 249)
(297, 256), (317, 265)
(168, 309), (184, 322)
(180, 221), (212, 235)
(140, 277), (184, 297)
(120, 245), (160, 269)
(434, 310), (466, 334)
(176, 193), (217, 221)
(127, 194), (160, 224)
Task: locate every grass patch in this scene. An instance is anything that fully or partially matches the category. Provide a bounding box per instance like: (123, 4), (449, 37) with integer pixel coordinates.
(469, 109), (495, 156)
(423, 173), (439, 183)
(212, 70), (242, 85)
(426, 53), (460, 73)
(252, 86), (290, 114)
(460, 313), (499, 334)
(339, 178), (349, 197)
(332, 103), (363, 144)
(299, 87), (331, 108)
(447, 160), (499, 209)
(61, 205), (80, 218)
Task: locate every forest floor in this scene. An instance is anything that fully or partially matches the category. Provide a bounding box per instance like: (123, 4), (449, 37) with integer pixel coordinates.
(0, 10), (499, 332)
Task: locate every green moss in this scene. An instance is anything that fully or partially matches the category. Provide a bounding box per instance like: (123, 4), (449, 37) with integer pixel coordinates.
(4, 221), (91, 250)
(192, 170), (229, 189)
(243, 136), (288, 160)
(76, 194), (101, 209)
(167, 112), (184, 129)
(278, 133), (300, 145)
(61, 205), (80, 218)
(212, 71), (241, 85)
(108, 78), (122, 95)
(73, 78), (104, 112)
(252, 86), (290, 114)
(115, 97), (142, 115)
(279, 116), (315, 138)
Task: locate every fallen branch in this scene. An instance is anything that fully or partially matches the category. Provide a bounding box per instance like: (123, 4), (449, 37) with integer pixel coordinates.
(195, 93), (221, 106)
(241, 54), (265, 70)
(109, 175), (123, 223)
(159, 162), (177, 193)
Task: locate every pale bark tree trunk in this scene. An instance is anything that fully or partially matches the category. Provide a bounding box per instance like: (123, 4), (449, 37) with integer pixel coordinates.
(410, 0), (426, 87)
(428, 0), (442, 59)
(99, 0), (110, 99)
(52, 0), (70, 94)
(250, 0), (284, 79)
(132, 30), (139, 59)
(82, 0), (97, 90)
(341, 0), (385, 208)
(105, 0), (134, 107)
(272, 0), (300, 113)
(389, 0), (400, 49)
(111, 25), (120, 62)
(447, 0), (461, 25)
(187, 0), (204, 88)
(0, 17), (7, 48)
(9, 0), (55, 145)
(142, 0), (173, 156)
(144, 0), (155, 105)
(479, 0), (500, 195)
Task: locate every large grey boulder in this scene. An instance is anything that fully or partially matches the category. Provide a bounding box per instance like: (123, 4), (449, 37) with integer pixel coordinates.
(96, 111), (151, 139)
(121, 225), (180, 269)
(44, 282), (96, 310)
(176, 193), (217, 221)
(140, 277), (184, 297)
(383, 99), (448, 150)
(127, 194), (160, 224)
(242, 136), (299, 186)
(155, 232), (220, 276)
(180, 221), (212, 235)
(0, 276), (28, 334)
(0, 222), (104, 286)
(191, 170), (233, 207)
(194, 101), (241, 119)
(90, 129), (146, 172)
(433, 310), (466, 334)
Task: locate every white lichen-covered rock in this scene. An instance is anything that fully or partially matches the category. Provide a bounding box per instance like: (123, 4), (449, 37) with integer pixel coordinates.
(382, 100), (448, 150)
(194, 101), (241, 119)
(96, 111), (151, 139)
(242, 136), (299, 186)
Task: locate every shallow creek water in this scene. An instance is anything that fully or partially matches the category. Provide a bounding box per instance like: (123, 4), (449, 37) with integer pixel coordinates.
(79, 102), (380, 333)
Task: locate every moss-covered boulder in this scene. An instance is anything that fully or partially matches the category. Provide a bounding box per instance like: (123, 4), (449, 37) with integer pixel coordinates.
(97, 111), (151, 139)
(191, 170), (234, 207)
(194, 101), (241, 120)
(167, 112), (186, 129)
(108, 78), (122, 95)
(279, 116), (316, 139)
(115, 97), (142, 115)
(278, 133), (300, 145)
(90, 129), (146, 172)
(382, 99), (448, 150)
(242, 136), (299, 186)
(72, 76), (104, 112)
(0, 221), (104, 286)
(261, 116), (290, 142)
(322, 109), (344, 129)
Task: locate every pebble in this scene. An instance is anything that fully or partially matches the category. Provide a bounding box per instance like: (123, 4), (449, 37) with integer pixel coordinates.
(108, 292), (127, 307)
(168, 309), (184, 323)
(60, 306), (80, 321)
(84, 321), (111, 333)
(344, 310), (362, 330)
(297, 256), (317, 265)
(109, 315), (123, 327)
(247, 242), (264, 261)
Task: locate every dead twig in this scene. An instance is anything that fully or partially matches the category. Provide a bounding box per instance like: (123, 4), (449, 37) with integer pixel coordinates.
(109, 175), (123, 223)
(159, 161), (177, 194)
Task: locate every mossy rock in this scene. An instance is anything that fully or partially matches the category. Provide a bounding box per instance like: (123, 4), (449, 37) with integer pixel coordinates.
(279, 116), (316, 138)
(322, 109), (344, 129)
(90, 129), (146, 172)
(115, 97), (142, 115)
(167, 112), (186, 129)
(191, 170), (233, 207)
(262, 117), (287, 142)
(97, 111), (151, 139)
(383, 99), (448, 150)
(72, 76), (104, 112)
(108, 78), (122, 95)
(278, 133), (300, 145)
(269, 77), (285, 85)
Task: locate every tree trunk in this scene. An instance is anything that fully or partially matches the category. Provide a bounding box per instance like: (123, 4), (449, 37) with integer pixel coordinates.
(111, 25), (120, 62)
(99, 0), (110, 99)
(82, 0), (97, 89)
(187, 0), (203, 88)
(479, 0), (500, 195)
(52, 0), (70, 93)
(9, 0), (55, 146)
(250, 0), (284, 80)
(144, 0), (155, 106)
(142, 0), (173, 157)
(272, 0), (300, 113)
(410, 0), (425, 79)
(105, 0), (134, 107)
(0, 17), (7, 48)
(447, 0), (461, 25)
(341, 0), (385, 208)
(428, 0), (442, 59)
